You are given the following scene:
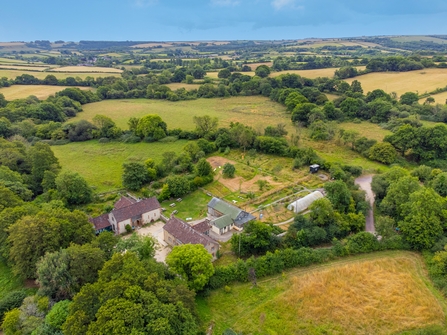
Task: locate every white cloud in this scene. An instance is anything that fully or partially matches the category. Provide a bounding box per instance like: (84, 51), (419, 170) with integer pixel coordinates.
(211, 0), (240, 6)
(271, 0), (300, 10)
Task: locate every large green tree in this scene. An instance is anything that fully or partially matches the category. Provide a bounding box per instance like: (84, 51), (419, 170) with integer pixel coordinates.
(135, 114), (167, 139)
(399, 188), (447, 250)
(56, 171), (92, 205)
(63, 252), (198, 335)
(8, 206), (95, 278)
(122, 162), (150, 191)
(166, 244), (214, 291)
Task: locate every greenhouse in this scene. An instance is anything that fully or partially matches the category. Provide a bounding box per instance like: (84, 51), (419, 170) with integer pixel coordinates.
(287, 191), (324, 213)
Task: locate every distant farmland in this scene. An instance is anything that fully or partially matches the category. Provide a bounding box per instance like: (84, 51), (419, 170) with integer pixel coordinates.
(346, 68), (447, 96)
(271, 66), (366, 79)
(0, 85), (93, 100)
(49, 66), (122, 73)
(69, 96), (290, 132)
(0, 69), (121, 80)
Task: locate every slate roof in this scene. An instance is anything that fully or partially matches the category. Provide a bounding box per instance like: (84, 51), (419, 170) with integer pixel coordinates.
(208, 197), (242, 220)
(114, 196), (136, 210)
(112, 197), (161, 223)
(192, 219), (211, 234)
(89, 214), (111, 231)
(164, 217), (218, 248)
(211, 215), (233, 229)
(208, 197), (255, 227)
(234, 211), (256, 227)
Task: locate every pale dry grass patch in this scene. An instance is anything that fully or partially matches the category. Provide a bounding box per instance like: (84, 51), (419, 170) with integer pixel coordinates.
(267, 258), (444, 334)
(49, 66), (122, 73)
(0, 85), (93, 100)
(345, 68), (447, 96)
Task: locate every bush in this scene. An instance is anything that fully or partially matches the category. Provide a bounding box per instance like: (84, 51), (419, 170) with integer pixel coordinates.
(125, 224), (132, 233)
(0, 290), (27, 322)
(222, 163), (236, 178)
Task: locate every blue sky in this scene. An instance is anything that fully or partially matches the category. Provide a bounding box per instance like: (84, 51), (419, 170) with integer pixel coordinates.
(1, 0), (447, 41)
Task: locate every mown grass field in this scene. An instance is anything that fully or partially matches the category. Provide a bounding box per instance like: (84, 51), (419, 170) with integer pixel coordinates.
(0, 85), (93, 100)
(52, 140), (190, 193)
(0, 69), (121, 80)
(69, 96), (290, 132)
(198, 251), (447, 335)
(49, 66), (122, 73)
(346, 68), (447, 96)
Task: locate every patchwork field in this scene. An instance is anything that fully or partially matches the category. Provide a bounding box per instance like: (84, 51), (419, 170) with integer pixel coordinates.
(0, 65), (50, 71)
(49, 66), (122, 73)
(198, 251), (447, 335)
(0, 69), (122, 80)
(52, 140), (189, 193)
(346, 68), (447, 96)
(0, 85), (93, 100)
(271, 66), (366, 79)
(206, 71), (256, 78)
(69, 96), (290, 132)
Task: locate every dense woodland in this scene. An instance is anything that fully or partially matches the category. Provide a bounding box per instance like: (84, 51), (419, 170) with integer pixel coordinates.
(2, 37), (447, 334)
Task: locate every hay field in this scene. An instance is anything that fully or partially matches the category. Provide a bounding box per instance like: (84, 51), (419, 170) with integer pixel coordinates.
(0, 65), (50, 71)
(271, 66), (366, 79)
(49, 66), (122, 73)
(420, 91), (447, 104)
(165, 83), (201, 91)
(0, 69), (121, 80)
(346, 68), (447, 96)
(198, 251), (446, 335)
(0, 85), (93, 100)
(69, 96), (290, 132)
(52, 140), (189, 193)
(0, 57), (28, 64)
(244, 62), (273, 70)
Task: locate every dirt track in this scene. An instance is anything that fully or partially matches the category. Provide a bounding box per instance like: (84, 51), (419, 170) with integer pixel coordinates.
(355, 175), (375, 233)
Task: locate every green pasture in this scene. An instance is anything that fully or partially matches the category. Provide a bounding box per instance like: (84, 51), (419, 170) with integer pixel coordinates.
(69, 96), (290, 132)
(52, 140), (189, 193)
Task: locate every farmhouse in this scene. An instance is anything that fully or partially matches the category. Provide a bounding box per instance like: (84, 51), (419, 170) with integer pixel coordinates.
(287, 191), (324, 213)
(207, 197), (255, 235)
(90, 196), (161, 235)
(163, 216), (219, 260)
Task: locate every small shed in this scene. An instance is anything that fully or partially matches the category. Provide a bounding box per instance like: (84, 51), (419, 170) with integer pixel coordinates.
(287, 191), (324, 213)
(309, 164), (320, 174)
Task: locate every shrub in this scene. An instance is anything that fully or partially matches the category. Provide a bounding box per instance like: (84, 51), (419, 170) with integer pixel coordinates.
(125, 224), (132, 233)
(0, 290), (27, 322)
(222, 163), (236, 178)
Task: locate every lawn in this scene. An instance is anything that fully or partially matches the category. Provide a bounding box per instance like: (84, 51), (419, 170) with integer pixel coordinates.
(0, 85), (93, 100)
(198, 251), (447, 335)
(69, 96), (290, 131)
(161, 189), (212, 221)
(345, 68), (447, 96)
(0, 69), (121, 80)
(52, 140), (190, 193)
